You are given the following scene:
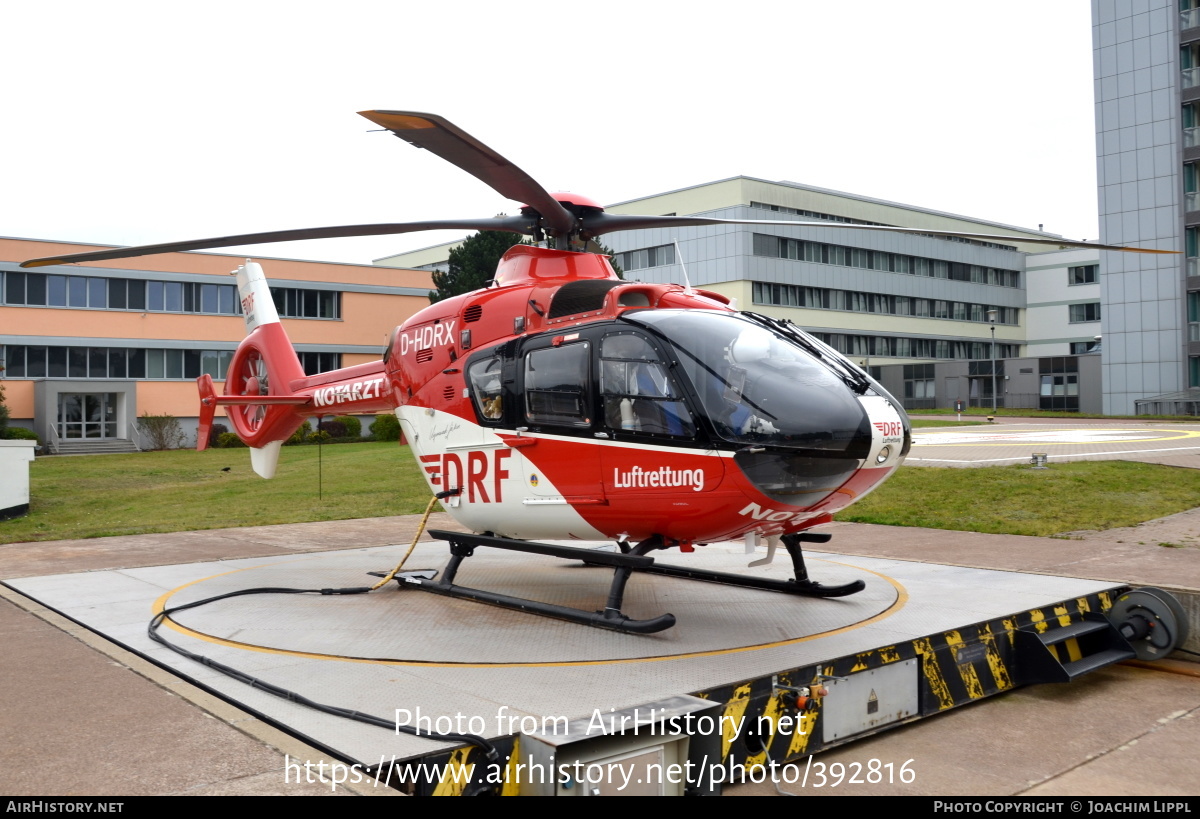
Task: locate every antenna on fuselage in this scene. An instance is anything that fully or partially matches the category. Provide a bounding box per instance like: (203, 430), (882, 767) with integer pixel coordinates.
(673, 239), (693, 293)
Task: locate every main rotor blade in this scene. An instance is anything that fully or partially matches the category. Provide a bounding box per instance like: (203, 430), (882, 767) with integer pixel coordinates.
(581, 212), (1175, 254)
(19, 216), (534, 268)
(359, 110), (576, 236)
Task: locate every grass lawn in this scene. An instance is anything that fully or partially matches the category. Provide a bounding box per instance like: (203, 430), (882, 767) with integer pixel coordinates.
(836, 461), (1200, 537)
(4, 446), (1199, 544)
(2, 442), (431, 544)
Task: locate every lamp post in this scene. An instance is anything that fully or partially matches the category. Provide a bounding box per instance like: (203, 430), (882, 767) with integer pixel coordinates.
(987, 309), (998, 412)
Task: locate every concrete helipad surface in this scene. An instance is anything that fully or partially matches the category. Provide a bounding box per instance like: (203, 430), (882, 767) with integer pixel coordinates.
(907, 417), (1200, 468)
(16, 539), (1120, 773)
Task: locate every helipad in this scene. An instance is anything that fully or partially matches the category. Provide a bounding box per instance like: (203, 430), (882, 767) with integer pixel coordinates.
(908, 420), (1200, 467)
(3, 536), (1128, 794)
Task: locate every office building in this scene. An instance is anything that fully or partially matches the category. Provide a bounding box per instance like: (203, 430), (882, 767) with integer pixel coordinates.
(0, 237), (431, 451)
(1093, 0), (1200, 414)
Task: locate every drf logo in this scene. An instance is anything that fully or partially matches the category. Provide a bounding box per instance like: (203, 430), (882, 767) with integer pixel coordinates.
(873, 421), (904, 439)
(419, 448), (512, 503)
(241, 292), (255, 315)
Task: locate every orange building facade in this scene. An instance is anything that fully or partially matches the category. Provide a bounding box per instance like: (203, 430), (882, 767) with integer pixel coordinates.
(0, 237), (432, 451)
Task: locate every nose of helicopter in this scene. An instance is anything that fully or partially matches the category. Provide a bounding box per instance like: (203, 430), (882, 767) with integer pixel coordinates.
(615, 308), (910, 510)
(730, 394), (877, 508)
(728, 375), (911, 509)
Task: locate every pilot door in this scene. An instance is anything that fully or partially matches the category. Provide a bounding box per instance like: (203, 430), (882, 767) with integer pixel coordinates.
(594, 329), (723, 499)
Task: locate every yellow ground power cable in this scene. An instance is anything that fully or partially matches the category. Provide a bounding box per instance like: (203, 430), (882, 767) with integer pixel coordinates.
(370, 494), (442, 591)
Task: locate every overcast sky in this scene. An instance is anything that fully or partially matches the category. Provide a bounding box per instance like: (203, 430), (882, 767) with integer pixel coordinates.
(2, 1), (1098, 266)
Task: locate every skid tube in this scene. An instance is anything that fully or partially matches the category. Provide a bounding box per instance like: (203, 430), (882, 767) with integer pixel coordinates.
(391, 530), (676, 633)
(624, 532), (866, 599)
(386, 530), (862, 634)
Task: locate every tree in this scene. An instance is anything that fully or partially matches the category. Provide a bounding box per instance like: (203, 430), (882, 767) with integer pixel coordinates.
(594, 242), (624, 279)
(427, 232), (626, 303)
(429, 231), (527, 303)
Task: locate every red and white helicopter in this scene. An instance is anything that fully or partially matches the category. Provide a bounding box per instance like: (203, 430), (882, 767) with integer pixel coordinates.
(22, 111), (1167, 633)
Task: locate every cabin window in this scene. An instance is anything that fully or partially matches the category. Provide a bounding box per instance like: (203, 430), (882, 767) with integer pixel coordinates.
(468, 355), (505, 423)
(600, 333), (694, 437)
(524, 343), (591, 427)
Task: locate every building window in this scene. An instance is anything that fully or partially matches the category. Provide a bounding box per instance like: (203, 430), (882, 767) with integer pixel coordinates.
(2, 271), (239, 315)
(1071, 341), (1098, 354)
(613, 244), (675, 271)
(747, 203), (1018, 251)
(806, 334), (1018, 362)
(1039, 357), (1080, 411)
(2, 343), (344, 380)
(751, 281), (1017, 325)
(2, 344), (232, 380)
(1069, 265), (1098, 285)
(750, 234), (1020, 288)
(297, 352), (341, 375)
(902, 363), (935, 409)
(271, 287), (340, 319)
(1069, 302), (1101, 323)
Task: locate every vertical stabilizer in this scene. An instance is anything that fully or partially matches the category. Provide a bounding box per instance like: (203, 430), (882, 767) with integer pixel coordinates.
(235, 261), (281, 334)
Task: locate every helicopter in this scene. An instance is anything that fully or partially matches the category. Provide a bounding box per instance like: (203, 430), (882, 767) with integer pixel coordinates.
(20, 111), (1171, 634)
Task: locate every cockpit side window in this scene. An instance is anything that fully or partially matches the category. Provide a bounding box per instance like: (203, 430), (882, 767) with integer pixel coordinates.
(467, 355), (505, 424)
(524, 342), (592, 428)
(600, 332), (695, 438)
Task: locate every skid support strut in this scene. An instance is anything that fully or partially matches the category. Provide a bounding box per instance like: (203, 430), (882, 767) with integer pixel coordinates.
(391, 530), (677, 634)
(627, 532), (865, 598)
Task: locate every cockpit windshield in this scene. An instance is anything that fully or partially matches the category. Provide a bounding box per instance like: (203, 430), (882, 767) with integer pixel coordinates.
(622, 310), (870, 454)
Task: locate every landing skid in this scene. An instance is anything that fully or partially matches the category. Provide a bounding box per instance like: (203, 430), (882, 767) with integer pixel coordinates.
(382, 530), (863, 635)
(617, 532), (866, 599)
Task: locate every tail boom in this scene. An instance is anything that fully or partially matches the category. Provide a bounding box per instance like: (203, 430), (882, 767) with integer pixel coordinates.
(194, 261), (397, 475)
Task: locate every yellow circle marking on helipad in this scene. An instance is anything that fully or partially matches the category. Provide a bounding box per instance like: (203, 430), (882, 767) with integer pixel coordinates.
(151, 557), (907, 669)
(912, 427), (1200, 447)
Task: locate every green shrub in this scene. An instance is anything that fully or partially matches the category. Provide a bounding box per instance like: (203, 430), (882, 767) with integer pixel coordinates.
(207, 423), (228, 449)
(286, 421), (312, 445)
(1, 427), (39, 444)
(307, 429), (331, 443)
(335, 415), (362, 437)
(370, 413), (401, 442)
(216, 432), (245, 448)
(318, 419), (347, 438)
(138, 413), (187, 451)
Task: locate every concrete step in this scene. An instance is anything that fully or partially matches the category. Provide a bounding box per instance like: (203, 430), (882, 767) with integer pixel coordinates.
(52, 439), (139, 455)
